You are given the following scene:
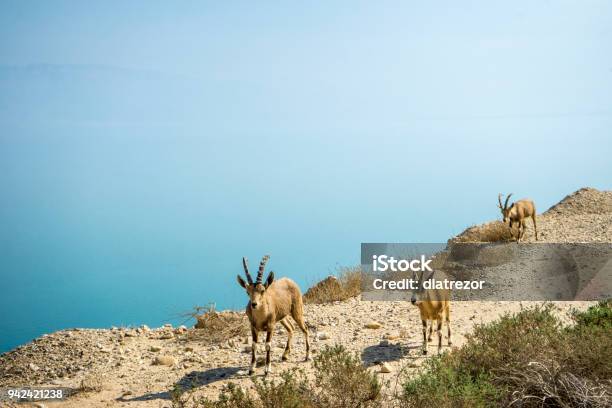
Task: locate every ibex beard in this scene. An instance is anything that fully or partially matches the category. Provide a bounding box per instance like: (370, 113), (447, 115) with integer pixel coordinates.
(237, 255), (310, 375)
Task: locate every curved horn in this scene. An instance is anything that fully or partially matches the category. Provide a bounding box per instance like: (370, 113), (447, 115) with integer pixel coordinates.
(242, 257), (253, 285)
(498, 193), (504, 209)
(504, 193), (513, 210)
(256, 255), (270, 284)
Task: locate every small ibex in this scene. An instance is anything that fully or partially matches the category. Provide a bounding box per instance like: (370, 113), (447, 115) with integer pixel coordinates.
(237, 255), (310, 375)
(410, 270), (451, 354)
(498, 193), (538, 242)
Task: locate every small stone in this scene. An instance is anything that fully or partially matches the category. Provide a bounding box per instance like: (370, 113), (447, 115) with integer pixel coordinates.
(383, 332), (400, 340)
(150, 346), (162, 352)
(153, 355), (176, 366)
(163, 323), (173, 329)
(159, 332), (174, 340)
(316, 331), (330, 340)
(380, 362), (392, 373)
(29, 363), (40, 371)
(379, 340), (390, 347)
(365, 321), (382, 329)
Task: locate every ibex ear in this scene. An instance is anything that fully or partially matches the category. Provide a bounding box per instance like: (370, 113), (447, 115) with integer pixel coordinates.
(237, 275), (247, 289)
(265, 271), (275, 288)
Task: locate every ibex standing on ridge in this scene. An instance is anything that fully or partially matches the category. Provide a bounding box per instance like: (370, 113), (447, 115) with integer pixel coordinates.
(498, 193), (538, 242)
(411, 270), (451, 355)
(237, 255), (310, 375)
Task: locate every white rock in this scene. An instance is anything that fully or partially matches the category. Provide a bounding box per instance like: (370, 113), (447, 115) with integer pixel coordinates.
(316, 332), (330, 340)
(380, 362), (392, 373)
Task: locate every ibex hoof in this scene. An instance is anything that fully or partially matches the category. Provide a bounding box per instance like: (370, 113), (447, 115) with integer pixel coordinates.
(248, 369), (255, 375)
(422, 349), (427, 355)
(282, 354), (289, 361)
(305, 355), (311, 362)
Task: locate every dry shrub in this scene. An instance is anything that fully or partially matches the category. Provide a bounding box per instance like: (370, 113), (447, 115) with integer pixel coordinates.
(186, 304), (249, 345)
(453, 220), (513, 243)
(499, 361), (611, 408)
(178, 345), (380, 408)
(303, 266), (362, 304)
(309, 345), (381, 407)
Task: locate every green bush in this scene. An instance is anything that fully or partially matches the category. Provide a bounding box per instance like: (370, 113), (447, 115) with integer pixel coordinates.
(402, 357), (503, 408)
(572, 299), (612, 328)
(253, 371), (312, 408)
(310, 345), (381, 408)
(402, 303), (612, 408)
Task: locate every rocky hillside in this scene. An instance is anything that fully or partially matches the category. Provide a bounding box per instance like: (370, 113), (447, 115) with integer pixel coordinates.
(454, 187), (612, 243)
(0, 187), (609, 408)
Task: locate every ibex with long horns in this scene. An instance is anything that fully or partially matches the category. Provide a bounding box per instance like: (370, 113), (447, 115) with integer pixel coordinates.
(237, 255), (310, 375)
(498, 193), (538, 242)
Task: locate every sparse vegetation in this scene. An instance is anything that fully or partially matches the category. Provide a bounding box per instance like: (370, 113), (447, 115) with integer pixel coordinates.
(173, 345), (381, 408)
(401, 302), (612, 408)
(78, 371), (105, 393)
(303, 266), (362, 304)
(187, 304), (250, 345)
(453, 220), (513, 243)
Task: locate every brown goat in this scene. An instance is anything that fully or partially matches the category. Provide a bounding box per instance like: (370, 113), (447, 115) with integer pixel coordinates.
(498, 193), (538, 242)
(237, 255), (310, 375)
(410, 270), (451, 354)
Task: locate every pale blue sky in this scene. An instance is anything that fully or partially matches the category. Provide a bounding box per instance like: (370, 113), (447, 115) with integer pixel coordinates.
(0, 1), (610, 351)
